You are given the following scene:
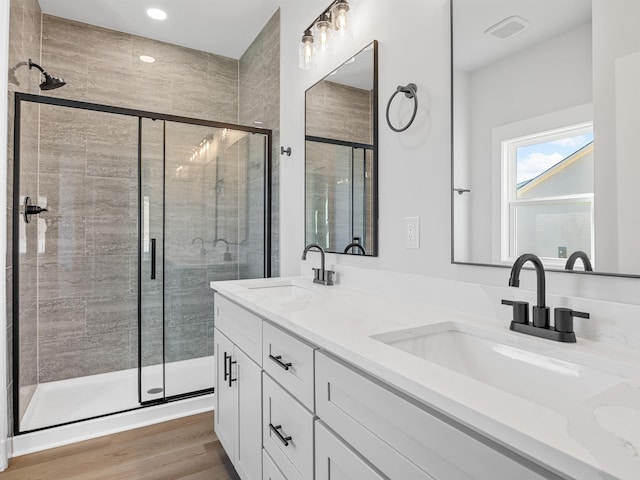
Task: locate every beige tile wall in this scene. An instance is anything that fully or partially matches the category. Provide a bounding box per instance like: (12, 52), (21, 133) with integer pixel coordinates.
(239, 10), (280, 277)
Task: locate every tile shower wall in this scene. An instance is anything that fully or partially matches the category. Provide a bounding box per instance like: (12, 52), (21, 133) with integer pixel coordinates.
(7, 0), (42, 433)
(239, 10), (280, 277)
(32, 14), (242, 382)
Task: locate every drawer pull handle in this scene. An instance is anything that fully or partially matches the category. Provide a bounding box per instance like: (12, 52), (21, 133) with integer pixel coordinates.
(269, 354), (292, 371)
(269, 423), (292, 446)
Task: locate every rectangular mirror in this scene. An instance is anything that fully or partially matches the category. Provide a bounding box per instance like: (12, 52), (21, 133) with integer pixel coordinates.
(305, 41), (378, 256)
(452, 0), (640, 277)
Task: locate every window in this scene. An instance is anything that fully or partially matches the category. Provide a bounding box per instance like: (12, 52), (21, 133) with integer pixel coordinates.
(501, 122), (594, 268)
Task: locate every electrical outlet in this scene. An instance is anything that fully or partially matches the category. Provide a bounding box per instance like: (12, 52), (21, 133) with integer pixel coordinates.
(404, 216), (420, 248)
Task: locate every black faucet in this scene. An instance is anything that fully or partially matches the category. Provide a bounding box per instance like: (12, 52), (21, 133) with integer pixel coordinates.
(564, 251), (593, 272)
(508, 253), (549, 328)
(502, 253), (588, 343)
(214, 238), (233, 261)
(192, 237), (206, 255)
(343, 242), (366, 255)
(301, 244), (334, 286)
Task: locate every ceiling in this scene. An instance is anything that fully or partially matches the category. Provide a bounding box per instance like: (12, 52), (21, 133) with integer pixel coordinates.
(453, 0), (592, 72)
(38, 0), (282, 59)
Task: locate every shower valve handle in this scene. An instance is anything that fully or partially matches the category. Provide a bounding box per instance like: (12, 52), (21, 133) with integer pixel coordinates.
(23, 196), (48, 223)
(26, 205), (47, 215)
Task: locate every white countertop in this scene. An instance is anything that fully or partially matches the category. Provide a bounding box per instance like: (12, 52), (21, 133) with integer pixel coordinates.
(210, 276), (640, 480)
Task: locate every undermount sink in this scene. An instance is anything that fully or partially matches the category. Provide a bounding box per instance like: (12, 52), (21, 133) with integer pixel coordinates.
(243, 279), (312, 296)
(372, 321), (637, 409)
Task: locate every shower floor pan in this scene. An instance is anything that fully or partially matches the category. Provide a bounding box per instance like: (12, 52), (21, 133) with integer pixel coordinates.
(20, 356), (214, 432)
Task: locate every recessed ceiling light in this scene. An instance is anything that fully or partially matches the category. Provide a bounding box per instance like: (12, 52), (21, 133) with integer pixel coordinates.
(139, 55), (156, 63)
(146, 8), (167, 20)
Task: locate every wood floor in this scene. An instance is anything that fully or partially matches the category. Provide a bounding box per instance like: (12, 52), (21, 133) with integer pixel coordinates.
(0, 412), (240, 480)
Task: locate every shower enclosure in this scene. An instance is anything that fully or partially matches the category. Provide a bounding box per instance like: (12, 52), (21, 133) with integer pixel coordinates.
(12, 93), (271, 433)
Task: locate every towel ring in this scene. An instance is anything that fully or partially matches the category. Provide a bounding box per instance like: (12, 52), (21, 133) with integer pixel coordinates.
(386, 83), (418, 132)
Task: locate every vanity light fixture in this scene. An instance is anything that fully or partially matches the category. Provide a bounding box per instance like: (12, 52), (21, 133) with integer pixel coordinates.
(331, 0), (351, 37)
(146, 8), (167, 20)
(299, 29), (316, 70)
(298, 0), (352, 70)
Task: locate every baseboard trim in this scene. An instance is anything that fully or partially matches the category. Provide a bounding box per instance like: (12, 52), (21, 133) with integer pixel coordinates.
(11, 394), (214, 456)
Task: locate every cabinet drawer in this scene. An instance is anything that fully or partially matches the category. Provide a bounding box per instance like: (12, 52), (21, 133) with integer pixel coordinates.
(316, 351), (549, 480)
(316, 421), (387, 480)
(215, 294), (262, 364)
(263, 321), (315, 410)
(263, 449), (287, 480)
(263, 373), (314, 480)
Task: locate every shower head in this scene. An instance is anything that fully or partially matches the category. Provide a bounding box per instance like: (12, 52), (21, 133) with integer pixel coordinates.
(28, 59), (66, 91)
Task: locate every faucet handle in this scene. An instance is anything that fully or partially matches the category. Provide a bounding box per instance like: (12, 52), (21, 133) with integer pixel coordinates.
(312, 268), (322, 281)
(501, 299), (529, 324)
(325, 270), (335, 286)
(554, 308), (589, 333)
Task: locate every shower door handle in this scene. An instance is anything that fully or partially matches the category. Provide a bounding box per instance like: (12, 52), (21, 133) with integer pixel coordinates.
(150, 238), (156, 280)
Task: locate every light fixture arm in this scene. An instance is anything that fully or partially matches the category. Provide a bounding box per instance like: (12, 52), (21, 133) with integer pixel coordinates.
(304, 0), (342, 32)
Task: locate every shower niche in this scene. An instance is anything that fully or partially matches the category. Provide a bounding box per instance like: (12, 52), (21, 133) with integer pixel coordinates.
(12, 94), (272, 433)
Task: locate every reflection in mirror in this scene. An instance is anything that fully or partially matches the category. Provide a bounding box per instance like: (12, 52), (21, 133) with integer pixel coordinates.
(452, 0), (640, 277)
(305, 41), (378, 256)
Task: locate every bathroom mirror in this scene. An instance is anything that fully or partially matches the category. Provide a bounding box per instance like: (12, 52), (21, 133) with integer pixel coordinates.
(305, 41), (378, 256)
(451, 0), (640, 277)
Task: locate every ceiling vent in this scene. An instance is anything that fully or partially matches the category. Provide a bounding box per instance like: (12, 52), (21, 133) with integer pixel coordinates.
(484, 15), (531, 40)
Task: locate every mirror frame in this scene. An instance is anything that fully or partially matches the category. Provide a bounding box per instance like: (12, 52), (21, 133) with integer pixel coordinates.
(449, 1), (640, 279)
(304, 40), (379, 256)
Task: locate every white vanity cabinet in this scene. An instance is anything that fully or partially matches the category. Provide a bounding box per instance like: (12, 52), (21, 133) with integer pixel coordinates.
(214, 295), (263, 480)
(315, 351), (550, 480)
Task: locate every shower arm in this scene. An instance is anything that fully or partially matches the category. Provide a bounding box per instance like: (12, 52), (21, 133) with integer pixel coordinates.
(28, 59), (46, 75)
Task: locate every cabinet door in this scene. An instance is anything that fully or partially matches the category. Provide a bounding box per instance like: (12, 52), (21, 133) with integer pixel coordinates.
(316, 421), (386, 480)
(215, 328), (235, 458)
(235, 348), (262, 480)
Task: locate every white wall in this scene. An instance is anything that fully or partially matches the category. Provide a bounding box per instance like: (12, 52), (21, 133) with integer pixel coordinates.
(279, 0), (640, 309)
(280, 0), (452, 276)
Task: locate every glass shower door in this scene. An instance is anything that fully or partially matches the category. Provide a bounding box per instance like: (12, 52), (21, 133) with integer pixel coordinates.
(140, 120), (270, 400)
(13, 94), (272, 432)
(14, 99), (140, 432)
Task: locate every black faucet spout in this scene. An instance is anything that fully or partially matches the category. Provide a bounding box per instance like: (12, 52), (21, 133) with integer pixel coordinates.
(508, 253), (546, 308)
(564, 251), (593, 272)
(301, 243), (325, 271)
(301, 243), (334, 286)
